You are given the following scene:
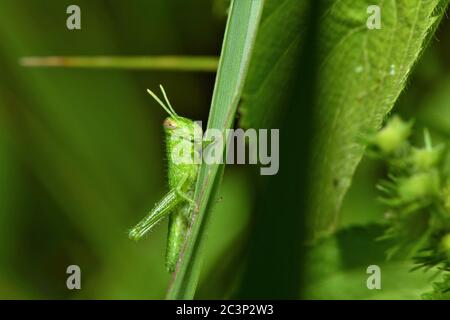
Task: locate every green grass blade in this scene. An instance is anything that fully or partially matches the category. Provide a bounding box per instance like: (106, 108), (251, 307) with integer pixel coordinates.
(165, 0), (265, 299)
(19, 56), (218, 72)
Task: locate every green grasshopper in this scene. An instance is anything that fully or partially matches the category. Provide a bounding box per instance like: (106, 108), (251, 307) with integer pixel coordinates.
(129, 85), (201, 273)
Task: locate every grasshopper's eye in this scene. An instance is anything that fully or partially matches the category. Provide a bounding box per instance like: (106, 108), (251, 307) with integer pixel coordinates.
(163, 118), (178, 129)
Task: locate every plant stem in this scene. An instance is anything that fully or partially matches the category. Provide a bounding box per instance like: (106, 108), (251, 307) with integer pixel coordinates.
(19, 56), (218, 72)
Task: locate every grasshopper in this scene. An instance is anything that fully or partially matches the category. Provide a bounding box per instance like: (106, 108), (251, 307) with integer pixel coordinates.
(129, 85), (201, 273)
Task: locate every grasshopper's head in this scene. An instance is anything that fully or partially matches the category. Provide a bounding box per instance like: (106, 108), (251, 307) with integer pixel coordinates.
(147, 85), (202, 142)
(163, 116), (202, 142)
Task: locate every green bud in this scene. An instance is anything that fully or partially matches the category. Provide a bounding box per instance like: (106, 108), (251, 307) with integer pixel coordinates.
(397, 170), (440, 203)
(411, 145), (444, 171)
(373, 116), (412, 154)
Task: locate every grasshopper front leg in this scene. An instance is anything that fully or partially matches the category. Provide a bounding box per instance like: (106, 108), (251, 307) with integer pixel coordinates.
(128, 189), (183, 241)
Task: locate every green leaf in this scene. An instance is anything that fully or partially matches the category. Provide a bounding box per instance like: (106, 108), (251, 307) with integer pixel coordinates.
(165, 0), (265, 299)
(240, 0), (450, 240)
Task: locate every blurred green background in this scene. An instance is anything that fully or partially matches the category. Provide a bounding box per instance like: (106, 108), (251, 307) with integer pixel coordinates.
(0, 0), (252, 299)
(1, 0), (450, 299)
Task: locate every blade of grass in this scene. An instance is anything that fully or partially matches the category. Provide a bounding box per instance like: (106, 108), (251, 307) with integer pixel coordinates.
(19, 55), (218, 72)
(165, 0), (265, 299)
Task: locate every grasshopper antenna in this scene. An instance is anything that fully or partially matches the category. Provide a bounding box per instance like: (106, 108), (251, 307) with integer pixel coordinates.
(159, 85), (178, 117)
(147, 87), (177, 118)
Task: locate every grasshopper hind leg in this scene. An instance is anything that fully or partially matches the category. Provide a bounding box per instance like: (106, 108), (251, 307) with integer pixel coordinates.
(165, 174), (196, 272)
(165, 203), (191, 273)
(128, 189), (181, 241)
